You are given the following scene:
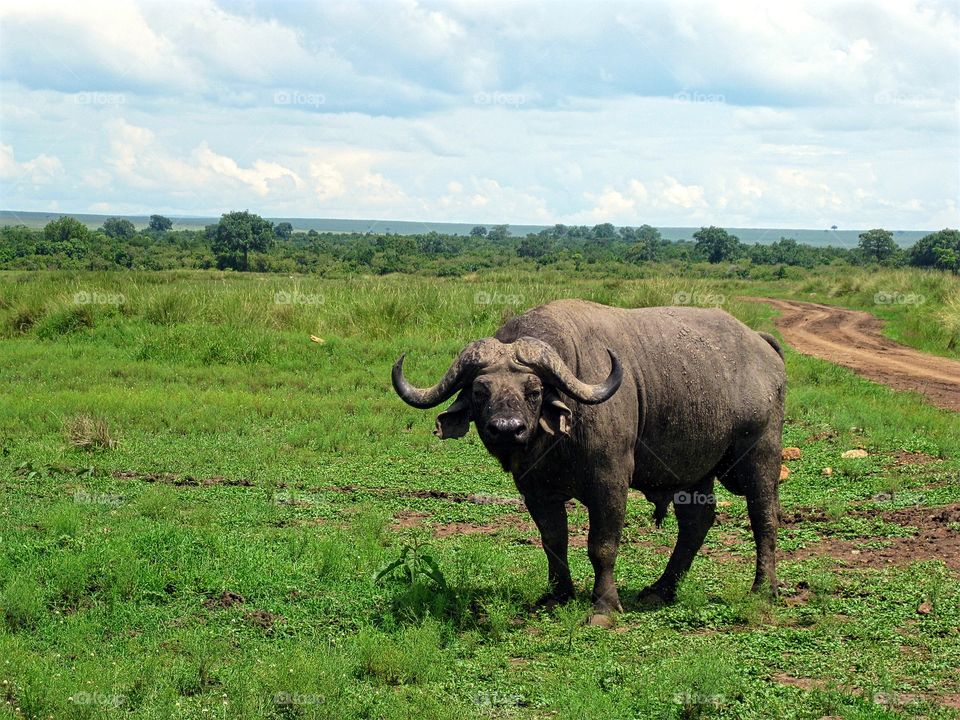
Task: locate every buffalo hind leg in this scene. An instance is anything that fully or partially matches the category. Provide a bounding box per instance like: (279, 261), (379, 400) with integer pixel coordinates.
(525, 496), (574, 606)
(640, 477), (716, 604)
(721, 432), (780, 597)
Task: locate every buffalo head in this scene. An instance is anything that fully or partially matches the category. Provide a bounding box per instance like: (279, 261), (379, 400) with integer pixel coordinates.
(392, 337), (622, 453)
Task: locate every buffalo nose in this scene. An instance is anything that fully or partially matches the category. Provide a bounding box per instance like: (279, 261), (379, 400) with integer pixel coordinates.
(487, 416), (526, 440)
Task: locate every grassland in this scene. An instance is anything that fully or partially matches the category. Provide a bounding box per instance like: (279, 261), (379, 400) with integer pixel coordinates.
(1, 268), (959, 719)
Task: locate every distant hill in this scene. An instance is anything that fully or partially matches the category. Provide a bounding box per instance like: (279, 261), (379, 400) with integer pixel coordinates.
(0, 210), (935, 248)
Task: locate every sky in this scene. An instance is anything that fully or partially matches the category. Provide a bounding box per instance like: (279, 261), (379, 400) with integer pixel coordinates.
(0, 0), (958, 229)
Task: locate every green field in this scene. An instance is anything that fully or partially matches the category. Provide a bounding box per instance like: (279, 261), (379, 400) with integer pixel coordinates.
(1, 268), (959, 719)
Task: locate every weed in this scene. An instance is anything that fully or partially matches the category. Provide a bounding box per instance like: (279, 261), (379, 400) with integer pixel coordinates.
(64, 413), (117, 450)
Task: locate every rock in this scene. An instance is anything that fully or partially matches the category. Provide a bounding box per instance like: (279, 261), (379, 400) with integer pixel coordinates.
(917, 601), (933, 615)
(779, 464), (790, 481)
(717, 500), (732, 508)
(782, 447), (802, 461)
(842, 449), (868, 459)
(588, 614), (615, 628)
(822, 467), (833, 476)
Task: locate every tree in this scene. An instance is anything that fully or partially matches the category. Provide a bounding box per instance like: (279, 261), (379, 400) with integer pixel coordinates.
(148, 214), (173, 232)
(909, 229), (960, 274)
(210, 210), (275, 271)
(488, 224), (510, 241)
(469, 225), (487, 237)
(275, 222), (294, 240)
(517, 232), (554, 259)
(636, 224), (661, 244)
(857, 228), (898, 265)
(591, 223), (617, 241)
(38, 216), (90, 259)
(101, 217), (136, 240)
(693, 226), (741, 263)
(43, 216), (89, 245)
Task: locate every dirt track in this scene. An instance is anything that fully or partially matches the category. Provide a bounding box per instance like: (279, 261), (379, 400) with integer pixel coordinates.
(751, 298), (960, 412)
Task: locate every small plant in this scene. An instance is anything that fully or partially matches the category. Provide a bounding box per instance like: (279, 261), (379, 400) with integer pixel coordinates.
(1, 575), (45, 631)
(356, 620), (443, 685)
(554, 599), (590, 653)
(808, 569), (837, 616)
(64, 413), (117, 451)
(824, 496), (847, 522)
(375, 536), (448, 591)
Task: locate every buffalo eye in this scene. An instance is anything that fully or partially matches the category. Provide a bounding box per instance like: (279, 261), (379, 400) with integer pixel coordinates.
(473, 385), (490, 401)
(524, 387), (542, 402)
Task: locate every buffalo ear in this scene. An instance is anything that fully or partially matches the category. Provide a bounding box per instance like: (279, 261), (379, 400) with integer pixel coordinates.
(538, 390), (572, 436)
(434, 390), (472, 439)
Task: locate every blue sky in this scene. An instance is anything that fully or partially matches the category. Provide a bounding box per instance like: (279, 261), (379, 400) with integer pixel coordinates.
(1, 0), (957, 228)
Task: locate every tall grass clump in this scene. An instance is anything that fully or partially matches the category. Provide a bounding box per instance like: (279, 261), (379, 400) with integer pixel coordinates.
(64, 412), (117, 450)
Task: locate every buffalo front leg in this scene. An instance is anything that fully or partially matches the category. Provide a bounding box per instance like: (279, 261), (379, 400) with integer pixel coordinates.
(586, 492), (626, 614)
(640, 478), (716, 604)
(525, 496), (574, 605)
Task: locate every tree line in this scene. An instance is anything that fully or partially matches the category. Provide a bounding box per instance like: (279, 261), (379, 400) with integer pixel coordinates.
(1, 211), (957, 276)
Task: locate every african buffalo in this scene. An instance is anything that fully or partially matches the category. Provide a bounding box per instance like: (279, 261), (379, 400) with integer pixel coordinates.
(392, 299), (785, 615)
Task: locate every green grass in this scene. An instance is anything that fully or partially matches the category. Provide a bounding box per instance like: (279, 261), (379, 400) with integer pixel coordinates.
(1, 269), (958, 719)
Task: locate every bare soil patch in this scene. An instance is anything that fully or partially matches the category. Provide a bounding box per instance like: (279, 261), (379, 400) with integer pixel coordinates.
(890, 450), (942, 466)
(785, 503), (960, 571)
(202, 590), (245, 609)
(244, 609), (283, 630)
(329, 484), (524, 507)
(746, 298), (960, 412)
(113, 470), (254, 487)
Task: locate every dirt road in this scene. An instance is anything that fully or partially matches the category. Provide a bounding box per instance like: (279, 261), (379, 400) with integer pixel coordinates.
(751, 298), (960, 412)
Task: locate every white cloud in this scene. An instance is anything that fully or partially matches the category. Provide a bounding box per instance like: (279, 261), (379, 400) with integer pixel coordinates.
(0, 143), (63, 184)
(104, 119), (302, 199)
(0, 0), (956, 228)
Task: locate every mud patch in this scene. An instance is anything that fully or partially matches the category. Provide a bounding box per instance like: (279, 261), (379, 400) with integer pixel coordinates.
(890, 450), (942, 466)
(391, 510), (431, 529)
(244, 609), (283, 630)
(331, 485), (524, 507)
(113, 470), (254, 488)
(202, 590), (244, 609)
(772, 673), (960, 710)
(785, 503), (960, 571)
(390, 509), (543, 541)
(433, 515), (534, 539)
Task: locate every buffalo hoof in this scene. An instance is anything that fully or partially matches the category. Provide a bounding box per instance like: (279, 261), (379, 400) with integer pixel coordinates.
(637, 586), (675, 607)
(535, 589), (574, 610)
(587, 613), (615, 629)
